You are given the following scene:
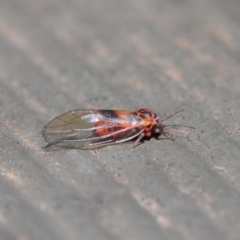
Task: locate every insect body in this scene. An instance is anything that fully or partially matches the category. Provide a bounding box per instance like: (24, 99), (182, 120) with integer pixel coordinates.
(42, 109), (192, 149)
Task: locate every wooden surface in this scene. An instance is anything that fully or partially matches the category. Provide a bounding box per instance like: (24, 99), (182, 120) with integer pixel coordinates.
(0, 0), (240, 239)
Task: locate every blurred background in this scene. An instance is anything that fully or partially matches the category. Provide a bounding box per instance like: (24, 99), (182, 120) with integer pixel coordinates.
(0, 0), (240, 239)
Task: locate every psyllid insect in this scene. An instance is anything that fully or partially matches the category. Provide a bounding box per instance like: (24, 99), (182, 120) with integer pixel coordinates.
(42, 109), (194, 149)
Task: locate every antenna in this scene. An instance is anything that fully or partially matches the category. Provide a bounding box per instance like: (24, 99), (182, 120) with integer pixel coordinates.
(162, 110), (195, 129)
(163, 124), (195, 129)
(163, 110), (184, 121)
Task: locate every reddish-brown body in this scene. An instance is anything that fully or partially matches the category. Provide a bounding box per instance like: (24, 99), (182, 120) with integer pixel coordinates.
(42, 109), (180, 149)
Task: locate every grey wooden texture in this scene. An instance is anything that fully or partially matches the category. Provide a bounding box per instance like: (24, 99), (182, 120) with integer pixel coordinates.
(0, 0), (240, 239)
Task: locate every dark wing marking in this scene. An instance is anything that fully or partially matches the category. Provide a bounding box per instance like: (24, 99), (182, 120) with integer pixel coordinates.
(42, 109), (144, 149)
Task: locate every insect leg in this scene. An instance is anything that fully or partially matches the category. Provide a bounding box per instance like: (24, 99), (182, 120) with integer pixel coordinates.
(162, 132), (174, 141)
(155, 131), (174, 141)
(133, 133), (145, 148)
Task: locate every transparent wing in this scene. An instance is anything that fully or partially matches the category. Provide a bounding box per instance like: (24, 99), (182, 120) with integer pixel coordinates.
(42, 109), (144, 149)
